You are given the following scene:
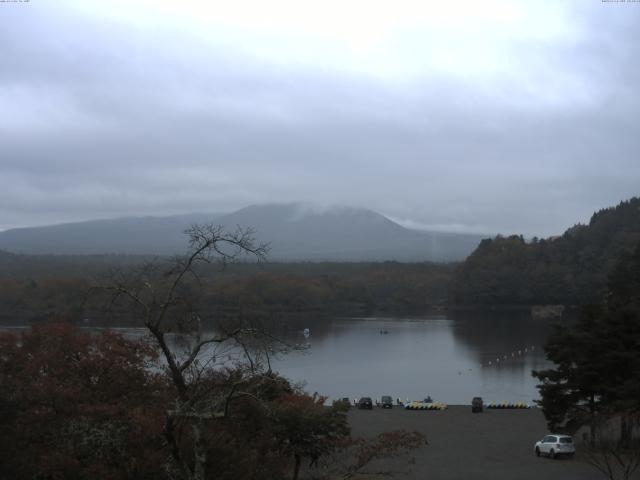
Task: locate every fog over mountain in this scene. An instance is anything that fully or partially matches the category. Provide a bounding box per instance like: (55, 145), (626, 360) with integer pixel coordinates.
(0, 203), (485, 261)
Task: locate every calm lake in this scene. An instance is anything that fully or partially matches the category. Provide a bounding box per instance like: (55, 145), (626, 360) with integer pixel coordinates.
(2, 309), (563, 405)
(267, 310), (560, 405)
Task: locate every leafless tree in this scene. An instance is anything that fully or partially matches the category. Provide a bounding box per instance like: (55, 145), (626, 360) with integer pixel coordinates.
(583, 412), (640, 480)
(99, 224), (292, 480)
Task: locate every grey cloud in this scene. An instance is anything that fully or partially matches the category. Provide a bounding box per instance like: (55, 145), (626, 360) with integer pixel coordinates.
(1, 2), (639, 236)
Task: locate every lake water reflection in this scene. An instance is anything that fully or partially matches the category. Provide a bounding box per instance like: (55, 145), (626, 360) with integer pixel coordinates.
(270, 310), (560, 405)
(1, 310), (562, 405)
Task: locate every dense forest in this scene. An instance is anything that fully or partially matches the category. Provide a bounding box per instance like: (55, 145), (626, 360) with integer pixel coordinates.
(450, 197), (640, 306)
(0, 256), (453, 325)
(2, 197), (640, 326)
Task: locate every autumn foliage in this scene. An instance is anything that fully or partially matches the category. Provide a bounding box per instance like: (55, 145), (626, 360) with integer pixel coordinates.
(0, 323), (424, 480)
(0, 323), (169, 480)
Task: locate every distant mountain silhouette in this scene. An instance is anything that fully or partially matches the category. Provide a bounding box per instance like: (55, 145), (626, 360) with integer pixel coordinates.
(0, 203), (485, 261)
(0, 214), (218, 256)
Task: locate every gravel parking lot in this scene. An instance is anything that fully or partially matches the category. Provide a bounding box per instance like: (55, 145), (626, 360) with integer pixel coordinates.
(346, 405), (608, 480)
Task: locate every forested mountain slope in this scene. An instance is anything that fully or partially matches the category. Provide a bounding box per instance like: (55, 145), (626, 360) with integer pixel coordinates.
(450, 197), (640, 305)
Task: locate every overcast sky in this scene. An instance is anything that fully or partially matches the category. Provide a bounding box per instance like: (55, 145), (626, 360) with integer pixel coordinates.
(1, 0), (639, 236)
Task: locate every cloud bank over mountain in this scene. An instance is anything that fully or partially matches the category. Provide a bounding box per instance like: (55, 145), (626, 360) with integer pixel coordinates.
(1, 1), (639, 236)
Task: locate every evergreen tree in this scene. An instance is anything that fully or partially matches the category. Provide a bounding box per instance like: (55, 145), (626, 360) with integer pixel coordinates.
(533, 242), (640, 442)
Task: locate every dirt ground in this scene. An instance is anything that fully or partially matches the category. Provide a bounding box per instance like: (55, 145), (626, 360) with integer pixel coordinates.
(345, 405), (615, 480)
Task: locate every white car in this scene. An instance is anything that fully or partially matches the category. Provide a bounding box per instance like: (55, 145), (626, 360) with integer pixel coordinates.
(534, 434), (575, 459)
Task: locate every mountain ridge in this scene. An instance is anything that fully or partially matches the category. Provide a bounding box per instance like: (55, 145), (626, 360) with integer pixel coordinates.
(0, 203), (485, 261)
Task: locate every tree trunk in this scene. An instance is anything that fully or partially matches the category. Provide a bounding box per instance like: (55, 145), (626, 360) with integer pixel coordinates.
(589, 394), (597, 446)
(192, 420), (207, 480)
(619, 414), (631, 449)
(164, 414), (191, 479)
(293, 453), (301, 480)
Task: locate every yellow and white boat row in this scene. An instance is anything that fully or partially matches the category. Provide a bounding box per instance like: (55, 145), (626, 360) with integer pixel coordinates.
(404, 401), (448, 410)
(487, 401), (531, 409)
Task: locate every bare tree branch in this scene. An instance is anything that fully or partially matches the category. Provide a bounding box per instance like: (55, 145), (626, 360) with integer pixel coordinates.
(92, 223), (271, 480)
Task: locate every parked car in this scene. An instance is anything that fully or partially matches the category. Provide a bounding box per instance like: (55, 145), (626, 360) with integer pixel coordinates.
(471, 396), (483, 413)
(334, 397), (351, 408)
(358, 397), (373, 409)
(380, 395), (393, 409)
(534, 434), (575, 459)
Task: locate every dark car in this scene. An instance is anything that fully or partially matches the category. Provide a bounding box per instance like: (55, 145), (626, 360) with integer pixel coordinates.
(472, 396), (483, 413)
(380, 395), (393, 409)
(358, 397), (373, 409)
